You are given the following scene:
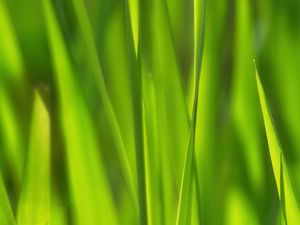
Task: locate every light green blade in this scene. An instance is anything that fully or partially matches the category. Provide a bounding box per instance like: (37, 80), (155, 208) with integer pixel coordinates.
(0, 174), (16, 225)
(17, 91), (51, 225)
(255, 64), (300, 225)
(43, 1), (118, 224)
(176, 0), (207, 224)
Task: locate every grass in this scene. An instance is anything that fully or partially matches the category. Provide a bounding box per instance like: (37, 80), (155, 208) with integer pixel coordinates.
(1, 0), (300, 225)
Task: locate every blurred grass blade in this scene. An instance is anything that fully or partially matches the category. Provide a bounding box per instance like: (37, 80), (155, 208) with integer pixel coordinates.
(0, 0), (23, 81)
(0, 174), (16, 225)
(225, 187), (259, 225)
(125, 0), (148, 223)
(255, 63), (300, 225)
(0, 88), (24, 183)
(17, 91), (50, 225)
(43, 1), (119, 224)
(71, 0), (136, 204)
(231, 0), (264, 192)
(176, 0), (207, 224)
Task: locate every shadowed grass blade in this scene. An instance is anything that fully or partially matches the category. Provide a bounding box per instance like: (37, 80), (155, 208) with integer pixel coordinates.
(125, 0), (148, 223)
(17, 91), (50, 225)
(0, 88), (24, 183)
(176, 0), (207, 225)
(255, 63), (300, 225)
(43, 1), (119, 224)
(0, 174), (16, 225)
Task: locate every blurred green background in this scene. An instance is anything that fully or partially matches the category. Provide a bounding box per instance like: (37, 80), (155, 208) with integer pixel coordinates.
(1, 0), (300, 224)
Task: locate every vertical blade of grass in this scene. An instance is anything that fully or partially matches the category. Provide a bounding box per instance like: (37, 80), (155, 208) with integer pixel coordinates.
(125, 0), (148, 224)
(43, 1), (118, 224)
(0, 0), (23, 81)
(231, 0), (264, 193)
(0, 174), (16, 225)
(71, 0), (136, 205)
(17, 91), (50, 225)
(0, 0), (25, 186)
(176, 0), (207, 225)
(51, 193), (67, 225)
(255, 64), (300, 225)
(0, 88), (23, 183)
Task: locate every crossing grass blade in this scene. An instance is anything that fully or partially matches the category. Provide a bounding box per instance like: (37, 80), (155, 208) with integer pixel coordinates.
(43, 1), (119, 224)
(255, 63), (300, 225)
(17, 91), (51, 225)
(0, 174), (16, 225)
(176, 0), (207, 225)
(70, 0), (137, 206)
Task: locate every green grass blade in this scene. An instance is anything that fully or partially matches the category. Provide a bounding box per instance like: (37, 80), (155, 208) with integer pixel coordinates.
(0, 0), (24, 81)
(176, 0), (207, 225)
(255, 63), (300, 225)
(43, 1), (118, 224)
(125, 0), (148, 223)
(0, 174), (16, 225)
(0, 87), (24, 183)
(231, 0), (264, 192)
(71, 0), (136, 205)
(17, 91), (51, 225)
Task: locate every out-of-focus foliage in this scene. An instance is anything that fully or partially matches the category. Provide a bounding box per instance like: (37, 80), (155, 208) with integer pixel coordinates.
(1, 0), (300, 224)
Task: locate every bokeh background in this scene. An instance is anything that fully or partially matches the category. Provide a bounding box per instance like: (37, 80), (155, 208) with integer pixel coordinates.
(1, 0), (300, 224)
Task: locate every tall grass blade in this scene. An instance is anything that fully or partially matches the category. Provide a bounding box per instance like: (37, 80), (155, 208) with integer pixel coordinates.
(17, 91), (51, 225)
(43, 1), (119, 224)
(255, 63), (300, 225)
(176, 0), (207, 224)
(71, 0), (136, 204)
(125, 0), (148, 223)
(0, 174), (16, 225)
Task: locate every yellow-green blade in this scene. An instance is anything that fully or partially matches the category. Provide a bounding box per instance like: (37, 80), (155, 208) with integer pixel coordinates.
(0, 174), (16, 225)
(43, 1), (118, 224)
(225, 187), (259, 225)
(17, 92), (51, 225)
(255, 64), (300, 225)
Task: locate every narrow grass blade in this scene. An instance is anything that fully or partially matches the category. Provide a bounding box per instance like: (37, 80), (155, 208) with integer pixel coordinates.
(17, 91), (51, 225)
(255, 63), (300, 225)
(0, 174), (16, 225)
(176, 0), (207, 225)
(70, 0), (136, 205)
(43, 1), (118, 224)
(125, 0), (148, 223)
